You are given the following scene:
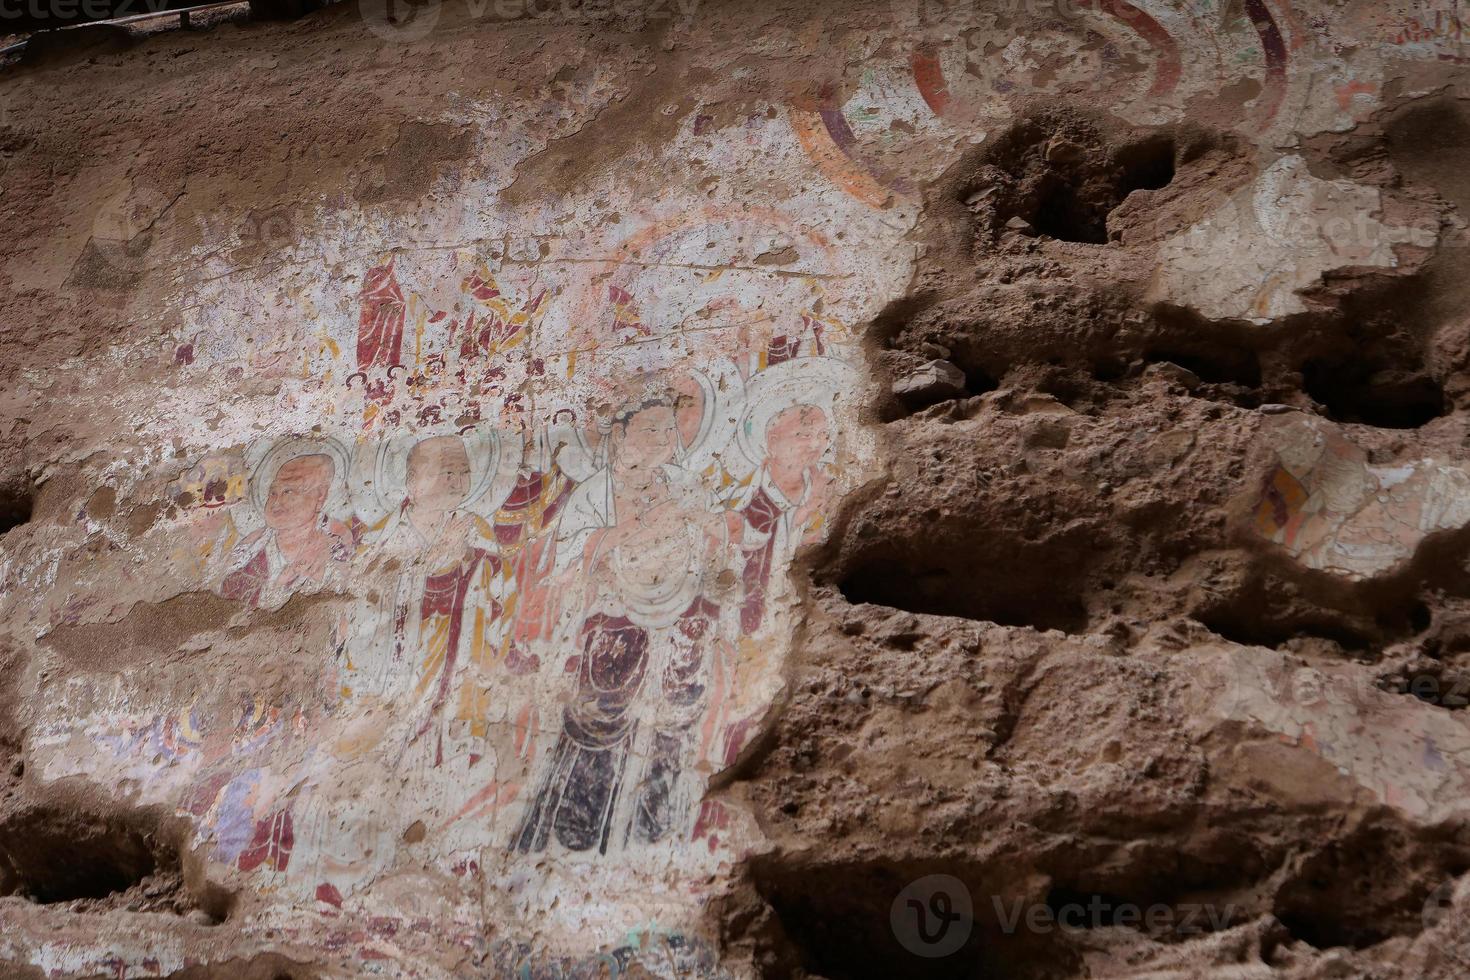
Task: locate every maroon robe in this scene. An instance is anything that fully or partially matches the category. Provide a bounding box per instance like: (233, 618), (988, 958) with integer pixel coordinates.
(738, 486), (783, 636)
(220, 548), (268, 607)
(357, 259), (406, 371)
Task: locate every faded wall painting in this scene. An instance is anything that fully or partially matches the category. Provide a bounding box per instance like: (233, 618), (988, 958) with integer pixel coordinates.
(10, 0), (1470, 976)
(28, 215), (874, 971)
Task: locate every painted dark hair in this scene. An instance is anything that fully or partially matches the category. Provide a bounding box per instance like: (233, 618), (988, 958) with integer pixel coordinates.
(611, 394), (680, 430)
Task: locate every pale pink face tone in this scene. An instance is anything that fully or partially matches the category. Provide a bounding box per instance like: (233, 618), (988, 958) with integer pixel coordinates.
(766, 404), (831, 468)
(264, 455), (333, 532)
(616, 405), (680, 473)
(406, 436), (471, 512)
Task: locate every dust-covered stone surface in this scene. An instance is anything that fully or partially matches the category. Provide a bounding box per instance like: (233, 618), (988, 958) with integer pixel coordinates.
(5, 0), (1470, 977)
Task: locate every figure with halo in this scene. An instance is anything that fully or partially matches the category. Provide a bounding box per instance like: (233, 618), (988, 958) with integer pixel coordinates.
(331, 427), (525, 864)
(512, 377), (739, 856)
(710, 358), (855, 772)
(218, 437), (354, 610)
(727, 358), (854, 637)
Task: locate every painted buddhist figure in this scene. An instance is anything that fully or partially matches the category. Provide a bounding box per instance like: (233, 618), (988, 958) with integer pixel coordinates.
(491, 430), (580, 670)
(732, 402), (833, 636)
(512, 396), (731, 855)
(357, 257), (406, 372)
(271, 708), (403, 905)
(356, 433), (514, 824)
(712, 357), (855, 770)
(219, 440), (352, 609)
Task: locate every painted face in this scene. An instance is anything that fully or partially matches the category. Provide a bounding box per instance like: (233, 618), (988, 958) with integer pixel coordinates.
(765, 404), (832, 468)
(263, 455), (333, 532)
(616, 404), (679, 473)
(406, 436), (472, 512)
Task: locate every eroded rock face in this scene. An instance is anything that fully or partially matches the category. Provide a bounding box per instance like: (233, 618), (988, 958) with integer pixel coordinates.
(3, 1), (1470, 978)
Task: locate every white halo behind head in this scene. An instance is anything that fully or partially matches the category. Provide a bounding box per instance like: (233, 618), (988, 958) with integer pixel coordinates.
(735, 357), (860, 472)
(247, 436), (353, 522)
(372, 426), (525, 517)
(676, 359), (746, 476)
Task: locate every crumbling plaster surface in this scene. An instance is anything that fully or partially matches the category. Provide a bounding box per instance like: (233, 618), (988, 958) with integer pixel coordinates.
(2, 0), (1470, 977)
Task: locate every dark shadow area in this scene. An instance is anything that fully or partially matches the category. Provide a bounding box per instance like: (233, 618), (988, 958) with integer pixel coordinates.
(749, 858), (1077, 980)
(839, 537), (1092, 635)
(1302, 357), (1444, 429)
(1033, 179), (1109, 244)
(962, 112), (1179, 246)
(1273, 820), (1470, 951)
(1115, 135), (1178, 196)
(1190, 562), (1435, 656)
(0, 806), (161, 903)
(0, 483), (31, 536)
(0, 801), (230, 922)
(1144, 346), (1260, 387)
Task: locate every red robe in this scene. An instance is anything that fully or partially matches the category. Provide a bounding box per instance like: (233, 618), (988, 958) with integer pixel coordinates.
(357, 259), (406, 371)
(737, 486), (783, 636)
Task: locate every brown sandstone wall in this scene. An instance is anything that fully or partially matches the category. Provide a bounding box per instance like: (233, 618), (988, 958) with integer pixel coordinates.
(2, 2), (1470, 978)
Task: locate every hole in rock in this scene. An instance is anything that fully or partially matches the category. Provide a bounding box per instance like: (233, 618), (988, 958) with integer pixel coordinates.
(1033, 178), (1109, 244)
(0, 804), (213, 916)
(1041, 886), (1245, 937)
(0, 484), (31, 536)
(1301, 357), (1444, 429)
(967, 113), (1180, 245)
(1114, 135), (1177, 196)
(762, 866), (981, 979)
(1410, 600), (1434, 634)
(1144, 347), (1260, 388)
(1033, 840), (1268, 943)
(1044, 887), (1135, 929)
(963, 365), (1000, 398)
(1, 817), (156, 902)
(1187, 565), (1430, 654)
(750, 860), (1074, 980)
(1194, 607), (1370, 655)
(1273, 823), (1469, 951)
(839, 546), (1090, 635)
